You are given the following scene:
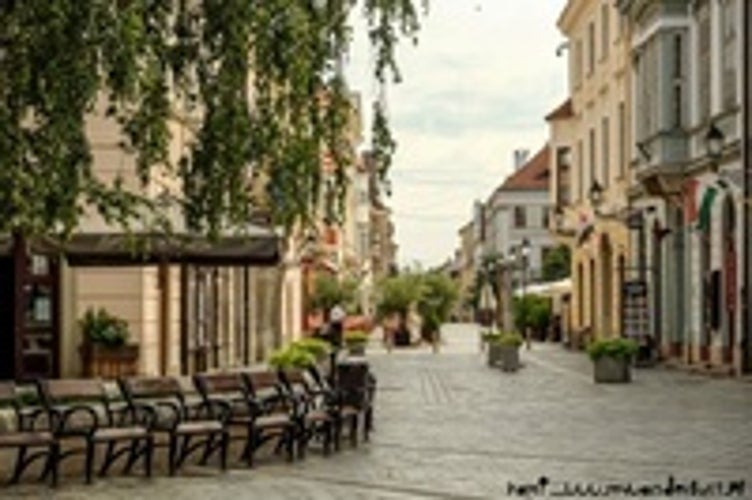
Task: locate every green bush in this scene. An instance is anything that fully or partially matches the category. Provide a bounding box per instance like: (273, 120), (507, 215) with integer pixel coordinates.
(293, 338), (331, 359)
(269, 345), (316, 369)
(344, 330), (369, 346)
(79, 307), (130, 348)
(483, 331), (523, 347)
(587, 338), (638, 361)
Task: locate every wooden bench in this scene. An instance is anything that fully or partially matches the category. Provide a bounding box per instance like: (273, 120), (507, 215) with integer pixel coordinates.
(0, 382), (58, 486)
(37, 378), (153, 484)
(118, 376), (228, 476)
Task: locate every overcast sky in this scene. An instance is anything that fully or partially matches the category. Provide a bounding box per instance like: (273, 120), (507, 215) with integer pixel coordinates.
(347, 0), (568, 268)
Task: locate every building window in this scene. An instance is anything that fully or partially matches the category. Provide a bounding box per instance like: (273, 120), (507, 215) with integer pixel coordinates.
(514, 206), (526, 228)
(574, 38), (583, 88)
(542, 207), (551, 229)
(618, 102), (626, 176)
(588, 22), (595, 76)
(556, 147), (571, 205)
(697, 0), (711, 123)
(589, 128), (596, 185)
(672, 33), (684, 128)
(601, 116), (610, 187)
(601, 3), (610, 59)
(721, 0), (737, 110)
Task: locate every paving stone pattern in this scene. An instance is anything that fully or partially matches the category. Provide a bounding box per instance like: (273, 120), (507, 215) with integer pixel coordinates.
(2, 324), (751, 499)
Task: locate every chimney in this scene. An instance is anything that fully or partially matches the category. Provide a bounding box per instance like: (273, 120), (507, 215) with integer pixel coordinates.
(513, 149), (530, 170)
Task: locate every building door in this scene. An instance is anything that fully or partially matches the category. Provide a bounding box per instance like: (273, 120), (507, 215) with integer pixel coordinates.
(181, 266), (221, 374)
(0, 241), (60, 381)
(651, 221), (664, 351)
(589, 258), (596, 334)
(600, 236), (613, 337)
(701, 220), (712, 362)
(722, 196), (737, 364)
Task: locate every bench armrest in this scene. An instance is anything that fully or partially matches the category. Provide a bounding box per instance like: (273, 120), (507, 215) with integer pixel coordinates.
(51, 404), (100, 436)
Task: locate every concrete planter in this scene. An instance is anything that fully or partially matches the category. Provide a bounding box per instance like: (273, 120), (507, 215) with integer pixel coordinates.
(487, 343), (520, 371)
(498, 345), (520, 372)
(593, 356), (631, 383)
(347, 343), (366, 356)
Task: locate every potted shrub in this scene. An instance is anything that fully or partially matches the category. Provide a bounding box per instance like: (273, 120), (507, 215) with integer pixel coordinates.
(269, 345), (316, 370)
(344, 330), (369, 356)
(488, 332), (524, 372)
(482, 331), (502, 365)
(79, 307), (139, 377)
(293, 337), (331, 363)
(587, 337), (638, 383)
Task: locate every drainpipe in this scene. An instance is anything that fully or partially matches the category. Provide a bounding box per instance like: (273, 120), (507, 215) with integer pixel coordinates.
(742, 0), (751, 373)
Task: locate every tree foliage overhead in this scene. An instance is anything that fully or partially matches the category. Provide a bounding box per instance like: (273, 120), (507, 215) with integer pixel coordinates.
(0, 0), (427, 240)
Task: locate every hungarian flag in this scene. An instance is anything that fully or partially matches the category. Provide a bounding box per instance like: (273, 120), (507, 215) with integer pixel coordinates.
(683, 178), (700, 223)
(697, 186), (718, 231)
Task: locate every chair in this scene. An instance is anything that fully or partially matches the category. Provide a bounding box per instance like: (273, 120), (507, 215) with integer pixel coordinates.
(238, 369), (298, 466)
(37, 378), (153, 484)
(0, 382), (58, 486)
(307, 364), (361, 449)
(118, 376), (228, 476)
(276, 368), (333, 458)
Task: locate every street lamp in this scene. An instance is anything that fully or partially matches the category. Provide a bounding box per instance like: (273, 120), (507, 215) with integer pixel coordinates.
(519, 238), (531, 349)
(705, 122), (725, 167)
(589, 180), (604, 207)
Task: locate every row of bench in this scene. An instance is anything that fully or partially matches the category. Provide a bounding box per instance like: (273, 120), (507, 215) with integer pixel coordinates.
(0, 362), (374, 487)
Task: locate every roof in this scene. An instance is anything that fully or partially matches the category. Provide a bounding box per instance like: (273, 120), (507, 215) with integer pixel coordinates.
(498, 145), (550, 191)
(545, 99), (573, 121)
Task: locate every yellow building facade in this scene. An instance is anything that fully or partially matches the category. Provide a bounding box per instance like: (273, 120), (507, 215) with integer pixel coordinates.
(552, 0), (633, 345)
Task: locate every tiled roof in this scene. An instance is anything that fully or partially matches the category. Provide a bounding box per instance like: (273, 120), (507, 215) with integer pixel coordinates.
(545, 99), (573, 121)
(499, 145), (550, 191)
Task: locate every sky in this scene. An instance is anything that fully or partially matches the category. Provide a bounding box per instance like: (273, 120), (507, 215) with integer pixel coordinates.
(346, 0), (569, 268)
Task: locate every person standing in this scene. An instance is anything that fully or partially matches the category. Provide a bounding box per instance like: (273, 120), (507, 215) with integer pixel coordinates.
(329, 303), (346, 348)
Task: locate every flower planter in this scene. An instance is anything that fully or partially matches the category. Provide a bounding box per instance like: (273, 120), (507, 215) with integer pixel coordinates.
(498, 345), (520, 372)
(80, 343), (139, 378)
(487, 342), (503, 367)
(347, 343), (366, 356)
(593, 355), (631, 383)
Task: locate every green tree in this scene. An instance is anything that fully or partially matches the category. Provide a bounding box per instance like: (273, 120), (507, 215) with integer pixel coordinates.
(542, 245), (572, 281)
(512, 294), (552, 337)
(374, 273), (421, 321)
(416, 272), (458, 338)
(309, 274), (358, 316)
(0, 1), (427, 242)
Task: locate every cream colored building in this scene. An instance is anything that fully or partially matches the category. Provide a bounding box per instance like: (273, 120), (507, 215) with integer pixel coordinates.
(54, 95), (285, 379)
(553, 0), (633, 345)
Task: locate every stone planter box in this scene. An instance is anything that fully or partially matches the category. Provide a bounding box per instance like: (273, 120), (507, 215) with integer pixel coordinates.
(498, 345), (520, 372)
(593, 356), (631, 383)
(487, 344), (520, 371)
(347, 343), (366, 356)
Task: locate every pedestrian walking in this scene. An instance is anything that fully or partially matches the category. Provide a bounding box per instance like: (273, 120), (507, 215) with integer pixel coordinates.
(329, 303), (346, 348)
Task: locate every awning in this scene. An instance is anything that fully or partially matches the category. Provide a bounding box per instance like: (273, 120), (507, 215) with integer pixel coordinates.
(0, 229), (280, 267)
(514, 278), (572, 298)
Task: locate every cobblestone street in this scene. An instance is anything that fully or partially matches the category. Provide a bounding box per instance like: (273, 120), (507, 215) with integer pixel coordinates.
(6, 324), (752, 499)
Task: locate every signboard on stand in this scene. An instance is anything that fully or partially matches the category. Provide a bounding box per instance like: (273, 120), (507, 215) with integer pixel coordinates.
(622, 279), (649, 339)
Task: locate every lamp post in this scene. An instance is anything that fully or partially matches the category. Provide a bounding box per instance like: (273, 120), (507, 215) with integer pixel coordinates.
(705, 122), (725, 169)
(519, 238), (532, 349)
